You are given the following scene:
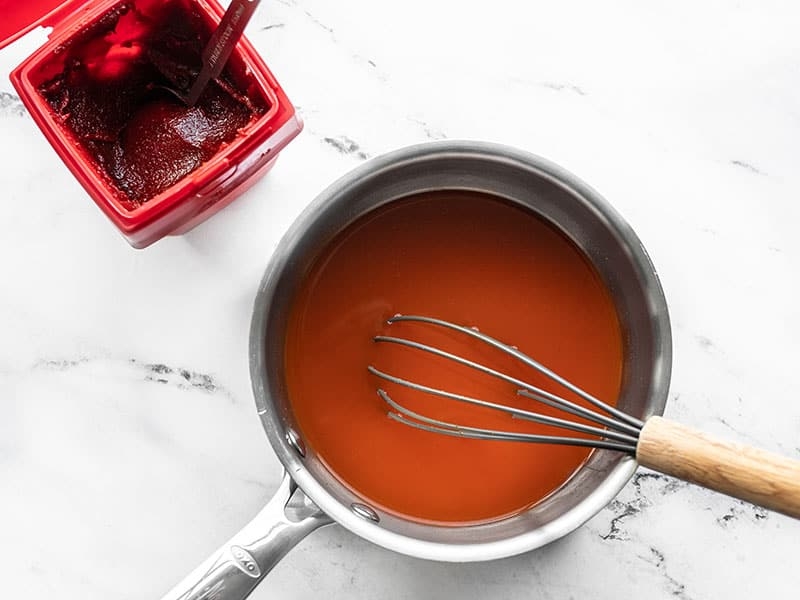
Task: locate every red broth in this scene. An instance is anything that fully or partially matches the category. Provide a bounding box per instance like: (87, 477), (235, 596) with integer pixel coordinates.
(284, 191), (623, 524)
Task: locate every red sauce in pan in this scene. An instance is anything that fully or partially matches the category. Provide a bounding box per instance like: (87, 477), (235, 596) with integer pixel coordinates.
(284, 191), (624, 524)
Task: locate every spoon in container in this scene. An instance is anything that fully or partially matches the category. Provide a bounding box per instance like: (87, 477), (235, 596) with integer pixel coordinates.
(160, 0), (261, 106)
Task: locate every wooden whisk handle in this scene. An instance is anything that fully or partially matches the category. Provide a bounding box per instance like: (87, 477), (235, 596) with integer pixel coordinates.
(636, 416), (800, 519)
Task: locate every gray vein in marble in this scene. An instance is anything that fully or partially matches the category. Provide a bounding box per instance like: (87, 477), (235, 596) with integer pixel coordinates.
(0, 92), (26, 118)
(408, 117), (447, 140)
(36, 357), (91, 370)
(602, 500), (641, 541)
(717, 413), (745, 432)
(271, 0), (382, 75)
(31, 356), (234, 400)
(640, 547), (692, 600)
(714, 400), (791, 455)
(600, 472), (687, 541)
(322, 135), (369, 160)
(237, 476), (270, 491)
(716, 500), (768, 528)
(695, 335), (715, 351)
(261, 23), (286, 31)
(276, 0), (334, 34)
(601, 467), (771, 540)
(132, 359), (228, 396)
(538, 82), (588, 96)
(730, 159), (765, 175)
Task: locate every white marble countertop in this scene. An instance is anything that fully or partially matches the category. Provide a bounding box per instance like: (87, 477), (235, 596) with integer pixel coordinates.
(2, 1), (799, 598)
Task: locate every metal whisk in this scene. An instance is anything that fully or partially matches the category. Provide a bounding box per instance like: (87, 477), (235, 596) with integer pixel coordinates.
(368, 315), (800, 519)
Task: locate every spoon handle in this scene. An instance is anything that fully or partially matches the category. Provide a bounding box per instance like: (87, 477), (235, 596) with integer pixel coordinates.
(185, 0), (261, 106)
(636, 415), (800, 519)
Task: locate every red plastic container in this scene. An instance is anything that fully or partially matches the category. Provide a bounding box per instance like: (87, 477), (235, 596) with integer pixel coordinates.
(0, 0), (302, 248)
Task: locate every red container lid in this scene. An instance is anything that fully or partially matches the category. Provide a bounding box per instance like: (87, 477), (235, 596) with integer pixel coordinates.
(0, 0), (82, 50)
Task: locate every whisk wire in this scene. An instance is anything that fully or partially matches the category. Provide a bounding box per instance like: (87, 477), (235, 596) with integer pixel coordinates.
(515, 389), (634, 436)
(378, 390), (639, 453)
(369, 314), (644, 454)
(386, 315), (643, 429)
(372, 334), (640, 438)
(368, 365), (639, 445)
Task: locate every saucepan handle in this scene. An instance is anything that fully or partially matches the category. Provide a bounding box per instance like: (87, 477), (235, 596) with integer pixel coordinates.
(636, 416), (800, 519)
(159, 471), (333, 600)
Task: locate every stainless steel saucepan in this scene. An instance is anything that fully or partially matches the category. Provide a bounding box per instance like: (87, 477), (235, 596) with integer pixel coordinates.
(160, 140), (672, 600)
